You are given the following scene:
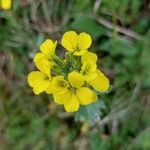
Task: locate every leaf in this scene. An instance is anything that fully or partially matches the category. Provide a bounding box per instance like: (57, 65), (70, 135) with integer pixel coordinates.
(127, 128), (150, 150)
(100, 37), (138, 57)
(70, 15), (105, 38)
(73, 0), (92, 13)
(89, 132), (110, 150)
(140, 42), (150, 88)
(75, 100), (105, 124)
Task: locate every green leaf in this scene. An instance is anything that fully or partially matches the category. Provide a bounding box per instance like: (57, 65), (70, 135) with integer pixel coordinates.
(73, 0), (92, 13)
(100, 37), (138, 57)
(75, 100), (105, 124)
(140, 42), (150, 88)
(89, 132), (110, 150)
(70, 15), (104, 38)
(127, 128), (150, 150)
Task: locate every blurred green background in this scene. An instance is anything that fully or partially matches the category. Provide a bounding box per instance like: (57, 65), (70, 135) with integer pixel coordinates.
(0, 0), (150, 149)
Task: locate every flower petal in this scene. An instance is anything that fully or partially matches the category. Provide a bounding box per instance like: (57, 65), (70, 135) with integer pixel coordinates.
(32, 80), (50, 95)
(81, 62), (97, 73)
(68, 71), (84, 88)
(45, 83), (53, 94)
(78, 32), (92, 50)
(76, 87), (97, 105)
(81, 51), (97, 64)
(64, 94), (79, 112)
(53, 89), (71, 105)
(34, 52), (45, 62)
(83, 72), (97, 82)
(81, 62), (97, 82)
(1, 0), (11, 9)
(53, 41), (57, 51)
(52, 76), (69, 93)
(40, 39), (56, 55)
(28, 71), (46, 87)
(35, 58), (52, 77)
(61, 31), (78, 52)
(90, 70), (110, 92)
(27, 71), (50, 95)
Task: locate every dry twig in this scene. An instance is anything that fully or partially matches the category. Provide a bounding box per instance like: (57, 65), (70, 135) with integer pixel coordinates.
(92, 16), (142, 40)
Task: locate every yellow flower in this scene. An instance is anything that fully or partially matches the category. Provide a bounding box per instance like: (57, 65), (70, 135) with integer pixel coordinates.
(81, 51), (97, 63)
(81, 51), (109, 92)
(28, 51), (53, 95)
(52, 71), (97, 112)
(35, 58), (53, 78)
(61, 31), (92, 56)
(81, 51), (98, 82)
(34, 39), (57, 63)
(68, 71), (84, 88)
(28, 71), (52, 95)
(0, 0), (11, 10)
(52, 76), (69, 93)
(33, 39), (57, 76)
(81, 62), (97, 82)
(89, 70), (110, 92)
(27, 32), (110, 113)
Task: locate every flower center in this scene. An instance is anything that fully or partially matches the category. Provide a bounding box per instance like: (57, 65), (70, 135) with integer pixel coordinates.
(59, 80), (68, 88)
(82, 64), (90, 75)
(75, 44), (80, 52)
(68, 86), (76, 94)
(45, 76), (50, 80)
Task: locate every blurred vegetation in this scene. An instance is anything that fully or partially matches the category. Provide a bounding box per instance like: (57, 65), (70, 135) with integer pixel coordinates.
(0, 0), (150, 149)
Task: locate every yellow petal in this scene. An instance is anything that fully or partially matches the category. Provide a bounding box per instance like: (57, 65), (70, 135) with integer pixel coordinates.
(81, 51), (97, 64)
(76, 87), (97, 105)
(78, 32), (92, 51)
(45, 83), (53, 94)
(90, 70), (109, 92)
(40, 39), (56, 55)
(64, 94), (79, 112)
(0, 0), (11, 9)
(81, 62), (97, 82)
(28, 71), (46, 87)
(34, 53), (45, 62)
(68, 71), (84, 88)
(83, 72), (97, 82)
(35, 58), (52, 76)
(53, 89), (71, 105)
(61, 31), (78, 52)
(53, 41), (57, 51)
(52, 76), (69, 93)
(81, 62), (97, 73)
(32, 80), (50, 95)
(27, 71), (50, 95)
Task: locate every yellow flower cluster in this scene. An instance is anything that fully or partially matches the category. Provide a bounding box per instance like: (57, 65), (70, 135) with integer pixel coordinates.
(0, 0), (11, 10)
(28, 31), (109, 112)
